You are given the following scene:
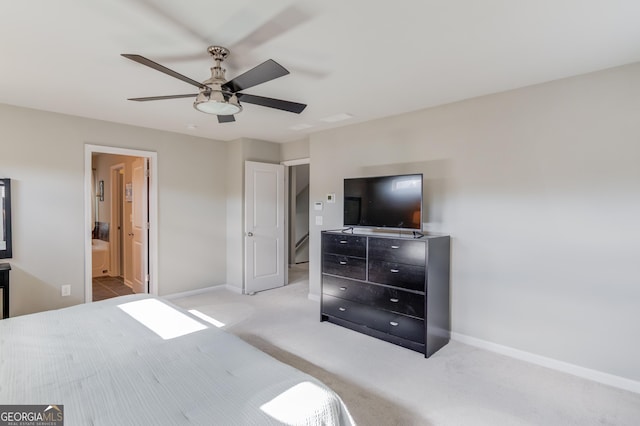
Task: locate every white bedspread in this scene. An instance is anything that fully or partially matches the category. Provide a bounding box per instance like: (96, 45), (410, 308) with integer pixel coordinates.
(0, 294), (355, 425)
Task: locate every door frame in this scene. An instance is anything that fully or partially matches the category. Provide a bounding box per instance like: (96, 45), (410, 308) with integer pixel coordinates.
(282, 158), (310, 267)
(281, 157), (310, 287)
(84, 144), (158, 302)
(109, 163), (125, 278)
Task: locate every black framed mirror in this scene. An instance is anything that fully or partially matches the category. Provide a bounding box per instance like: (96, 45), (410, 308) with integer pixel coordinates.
(0, 178), (12, 259)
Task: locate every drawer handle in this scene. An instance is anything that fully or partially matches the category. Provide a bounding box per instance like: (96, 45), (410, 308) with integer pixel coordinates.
(390, 321), (399, 327)
(391, 245), (400, 249)
(390, 298), (399, 303)
(339, 307), (346, 312)
(390, 269), (400, 273)
(339, 287), (347, 291)
(339, 240), (348, 244)
(339, 261), (347, 265)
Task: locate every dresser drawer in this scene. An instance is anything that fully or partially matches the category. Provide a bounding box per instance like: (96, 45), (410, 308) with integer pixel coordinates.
(368, 260), (425, 292)
(369, 237), (426, 266)
(388, 315), (425, 344)
(323, 295), (425, 344)
(322, 295), (390, 331)
(323, 275), (424, 318)
(323, 254), (366, 280)
(322, 233), (367, 257)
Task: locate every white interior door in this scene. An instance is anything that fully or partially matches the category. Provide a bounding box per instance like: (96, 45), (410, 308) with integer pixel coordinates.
(244, 161), (285, 294)
(131, 158), (149, 294)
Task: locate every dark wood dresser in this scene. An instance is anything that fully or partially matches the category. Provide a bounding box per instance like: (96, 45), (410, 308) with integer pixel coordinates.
(321, 231), (450, 357)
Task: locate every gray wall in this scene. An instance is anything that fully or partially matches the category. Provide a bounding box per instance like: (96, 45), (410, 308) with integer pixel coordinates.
(308, 63), (640, 381)
(0, 104), (228, 314)
(281, 138), (310, 161)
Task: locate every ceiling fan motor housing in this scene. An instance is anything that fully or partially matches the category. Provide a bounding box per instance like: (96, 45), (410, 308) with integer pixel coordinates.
(192, 46), (242, 115)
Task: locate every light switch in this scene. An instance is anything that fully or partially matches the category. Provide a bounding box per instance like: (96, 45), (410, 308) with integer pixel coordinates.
(315, 216), (323, 226)
(314, 201), (323, 211)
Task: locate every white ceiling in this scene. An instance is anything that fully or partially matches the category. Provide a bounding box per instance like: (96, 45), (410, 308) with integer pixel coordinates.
(2, 0), (640, 143)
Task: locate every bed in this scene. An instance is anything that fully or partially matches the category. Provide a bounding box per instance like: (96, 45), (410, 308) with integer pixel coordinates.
(0, 294), (354, 425)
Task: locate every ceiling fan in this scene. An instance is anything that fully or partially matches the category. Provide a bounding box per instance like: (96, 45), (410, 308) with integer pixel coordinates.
(122, 46), (307, 123)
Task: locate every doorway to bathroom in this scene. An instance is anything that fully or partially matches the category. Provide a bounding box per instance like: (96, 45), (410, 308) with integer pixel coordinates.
(84, 145), (158, 303)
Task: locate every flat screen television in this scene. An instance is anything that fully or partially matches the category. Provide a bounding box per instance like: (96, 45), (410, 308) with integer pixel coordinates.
(343, 173), (423, 231)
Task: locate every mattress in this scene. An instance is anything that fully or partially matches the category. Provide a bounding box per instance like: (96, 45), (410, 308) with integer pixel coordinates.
(0, 294), (355, 425)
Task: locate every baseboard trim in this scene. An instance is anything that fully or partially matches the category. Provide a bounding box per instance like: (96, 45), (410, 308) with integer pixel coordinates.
(225, 284), (244, 294)
(163, 285), (224, 300)
(451, 332), (640, 394)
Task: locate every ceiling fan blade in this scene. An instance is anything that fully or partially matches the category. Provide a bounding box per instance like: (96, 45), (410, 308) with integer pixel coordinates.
(230, 5), (313, 56)
(222, 59), (289, 93)
(236, 93), (306, 114)
(128, 0), (211, 46)
(121, 54), (206, 89)
(218, 115), (236, 123)
(128, 94), (197, 102)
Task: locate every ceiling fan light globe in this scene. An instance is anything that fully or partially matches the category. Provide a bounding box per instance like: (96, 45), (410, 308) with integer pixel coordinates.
(196, 101), (241, 115)
(193, 91), (242, 115)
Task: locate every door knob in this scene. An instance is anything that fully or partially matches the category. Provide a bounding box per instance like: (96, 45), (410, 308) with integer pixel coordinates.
(247, 232), (254, 237)
(128, 232), (134, 236)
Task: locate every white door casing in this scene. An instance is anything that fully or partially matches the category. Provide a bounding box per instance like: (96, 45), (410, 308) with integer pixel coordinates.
(84, 144), (157, 303)
(131, 158), (149, 294)
(244, 161), (285, 294)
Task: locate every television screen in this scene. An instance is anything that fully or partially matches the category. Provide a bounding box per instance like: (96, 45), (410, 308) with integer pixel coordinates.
(343, 174), (423, 230)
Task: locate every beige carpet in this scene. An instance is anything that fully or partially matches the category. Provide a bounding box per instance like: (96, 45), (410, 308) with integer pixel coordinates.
(172, 265), (640, 425)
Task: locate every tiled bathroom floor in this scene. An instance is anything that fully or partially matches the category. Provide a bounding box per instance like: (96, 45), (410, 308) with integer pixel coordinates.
(92, 276), (135, 301)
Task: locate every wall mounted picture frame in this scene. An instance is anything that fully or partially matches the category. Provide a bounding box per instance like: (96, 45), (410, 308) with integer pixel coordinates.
(0, 178), (12, 259)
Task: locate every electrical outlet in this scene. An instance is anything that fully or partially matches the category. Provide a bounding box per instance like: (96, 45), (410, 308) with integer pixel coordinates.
(61, 285), (71, 297)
